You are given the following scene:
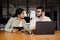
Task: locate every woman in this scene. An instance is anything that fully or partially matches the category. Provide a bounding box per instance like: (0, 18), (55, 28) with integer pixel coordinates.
(5, 8), (28, 32)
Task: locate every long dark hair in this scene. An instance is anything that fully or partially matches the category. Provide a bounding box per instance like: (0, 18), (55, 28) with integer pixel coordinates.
(13, 8), (24, 17)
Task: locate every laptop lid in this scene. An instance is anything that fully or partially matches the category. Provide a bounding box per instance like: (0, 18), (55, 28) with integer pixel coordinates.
(34, 21), (56, 34)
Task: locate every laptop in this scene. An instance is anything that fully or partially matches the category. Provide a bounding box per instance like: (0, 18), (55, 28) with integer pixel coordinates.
(34, 21), (56, 34)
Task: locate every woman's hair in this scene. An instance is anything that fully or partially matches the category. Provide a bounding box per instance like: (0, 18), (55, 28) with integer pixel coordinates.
(13, 8), (24, 17)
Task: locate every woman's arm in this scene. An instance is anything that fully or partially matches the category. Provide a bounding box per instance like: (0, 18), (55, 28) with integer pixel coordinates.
(22, 19), (28, 31)
(5, 18), (14, 32)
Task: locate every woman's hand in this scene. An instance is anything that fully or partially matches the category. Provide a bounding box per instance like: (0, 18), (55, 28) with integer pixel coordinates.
(21, 28), (26, 32)
(12, 28), (18, 33)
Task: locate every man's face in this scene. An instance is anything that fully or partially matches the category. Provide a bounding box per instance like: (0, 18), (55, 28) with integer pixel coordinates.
(36, 9), (43, 18)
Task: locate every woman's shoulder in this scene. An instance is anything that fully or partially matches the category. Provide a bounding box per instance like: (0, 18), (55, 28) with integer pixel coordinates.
(22, 19), (26, 21)
(9, 17), (15, 21)
(21, 19), (27, 23)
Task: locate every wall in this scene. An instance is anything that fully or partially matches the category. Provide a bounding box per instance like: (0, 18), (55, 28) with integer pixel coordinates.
(50, 4), (60, 30)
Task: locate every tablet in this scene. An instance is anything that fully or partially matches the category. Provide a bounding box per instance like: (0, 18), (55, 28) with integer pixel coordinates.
(13, 27), (24, 31)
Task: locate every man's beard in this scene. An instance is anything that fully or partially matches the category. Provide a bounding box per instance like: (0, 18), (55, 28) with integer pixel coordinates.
(36, 14), (42, 18)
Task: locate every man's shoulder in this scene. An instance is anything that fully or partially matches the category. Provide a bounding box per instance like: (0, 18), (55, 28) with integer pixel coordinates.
(31, 17), (36, 20)
(43, 16), (50, 19)
(43, 16), (52, 21)
(32, 17), (37, 19)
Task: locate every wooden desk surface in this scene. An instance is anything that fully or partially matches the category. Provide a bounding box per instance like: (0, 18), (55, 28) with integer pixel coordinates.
(0, 31), (60, 40)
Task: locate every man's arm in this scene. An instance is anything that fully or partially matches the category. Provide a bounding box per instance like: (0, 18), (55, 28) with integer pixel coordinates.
(29, 18), (36, 30)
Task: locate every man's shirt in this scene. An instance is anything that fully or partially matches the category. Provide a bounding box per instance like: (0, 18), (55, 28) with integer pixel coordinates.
(29, 16), (52, 30)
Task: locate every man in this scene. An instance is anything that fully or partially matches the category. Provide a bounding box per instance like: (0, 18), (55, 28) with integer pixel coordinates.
(29, 6), (51, 32)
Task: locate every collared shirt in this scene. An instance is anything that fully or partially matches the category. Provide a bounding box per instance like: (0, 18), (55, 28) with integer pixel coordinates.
(5, 17), (28, 32)
(29, 16), (52, 30)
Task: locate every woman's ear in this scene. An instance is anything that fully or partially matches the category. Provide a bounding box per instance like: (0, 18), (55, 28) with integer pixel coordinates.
(17, 14), (20, 17)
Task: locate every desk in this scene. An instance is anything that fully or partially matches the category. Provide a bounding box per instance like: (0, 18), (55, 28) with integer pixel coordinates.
(0, 31), (60, 40)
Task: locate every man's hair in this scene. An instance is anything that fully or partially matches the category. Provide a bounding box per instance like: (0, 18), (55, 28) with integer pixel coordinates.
(36, 6), (44, 12)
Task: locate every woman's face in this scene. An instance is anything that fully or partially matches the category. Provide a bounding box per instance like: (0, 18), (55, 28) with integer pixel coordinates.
(18, 11), (24, 19)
